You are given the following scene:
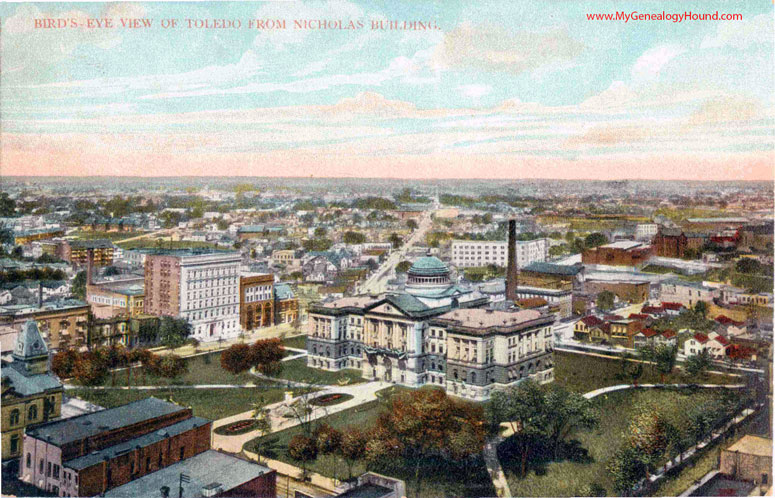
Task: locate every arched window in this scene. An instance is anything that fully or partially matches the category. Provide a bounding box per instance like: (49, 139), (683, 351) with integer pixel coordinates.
(10, 409), (20, 426)
(470, 372), (476, 384)
(453, 370), (458, 380)
(28, 405), (38, 421)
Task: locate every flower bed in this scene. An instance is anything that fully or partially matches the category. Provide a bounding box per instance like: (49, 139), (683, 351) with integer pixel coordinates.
(309, 393), (354, 406)
(214, 419), (258, 436)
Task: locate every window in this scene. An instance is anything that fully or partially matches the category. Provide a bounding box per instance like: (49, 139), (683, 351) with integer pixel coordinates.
(47, 462), (52, 477)
(40, 459), (44, 473)
(26, 453), (31, 468)
(10, 409), (19, 426)
(53, 464), (59, 479)
(10, 435), (19, 454)
(28, 405), (38, 421)
(179, 446), (185, 460)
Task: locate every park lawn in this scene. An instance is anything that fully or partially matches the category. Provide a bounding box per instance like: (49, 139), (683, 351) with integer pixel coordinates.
(271, 357), (365, 385)
(553, 350), (739, 394)
(282, 335), (308, 350)
(97, 351), (275, 388)
(67, 386), (286, 421)
(500, 388), (733, 497)
(248, 385), (495, 498)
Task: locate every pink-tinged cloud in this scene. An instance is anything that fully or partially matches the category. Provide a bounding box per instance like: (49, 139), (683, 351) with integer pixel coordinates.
(2, 136), (772, 181)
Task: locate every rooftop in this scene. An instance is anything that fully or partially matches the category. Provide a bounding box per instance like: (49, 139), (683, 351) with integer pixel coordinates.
(522, 262), (583, 276)
(601, 241), (645, 250)
(407, 256), (449, 276)
(103, 450), (272, 498)
(27, 397), (188, 447)
(66, 416), (210, 470)
(435, 308), (544, 330)
(725, 435), (772, 457)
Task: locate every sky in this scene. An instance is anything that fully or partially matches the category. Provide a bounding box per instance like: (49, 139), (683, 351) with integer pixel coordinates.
(1, 0), (774, 180)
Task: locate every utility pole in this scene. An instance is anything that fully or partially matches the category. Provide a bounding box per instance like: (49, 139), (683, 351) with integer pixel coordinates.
(179, 472), (190, 498)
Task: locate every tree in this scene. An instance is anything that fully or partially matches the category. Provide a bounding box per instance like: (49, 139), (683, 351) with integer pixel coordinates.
(337, 427), (368, 482)
(543, 385), (599, 459)
(103, 266), (121, 276)
(250, 396), (273, 463)
(654, 344), (678, 382)
(685, 349), (711, 378)
(288, 434), (318, 479)
(585, 232), (608, 248)
(628, 408), (669, 477)
(693, 300), (708, 318)
(251, 338), (285, 375)
(735, 258), (762, 274)
(369, 389), (486, 496)
(487, 379), (547, 477)
(220, 343), (254, 374)
(596, 290), (615, 311)
(395, 261), (412, 273)
(388, 233), (403, 249)
(406, 219), (418, 230)
(607, 445), (646, 496)
(314, 227), (328, 237)
(158, 317), (191, 349)
(314, 423), (342, 456)
(150, 354), (187, 379)
(0, 192), (16, 216)
(73, 352), (108, 386)
(72, 271), (87, 300)
(51, 350), (79, 378)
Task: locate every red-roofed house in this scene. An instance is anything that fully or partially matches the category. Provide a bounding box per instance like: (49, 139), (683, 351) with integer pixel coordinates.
(633, 328), (660, 347)
(715, 315), (747, 337)
(661, 302), (686, 316)
(684, 332), (710, 357)
(656, 329), (677, 346)
(641, 305), (666, 317)
(574, 315), (604, 341)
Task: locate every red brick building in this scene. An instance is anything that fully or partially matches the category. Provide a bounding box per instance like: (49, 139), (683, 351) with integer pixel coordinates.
(240, 273), (274, 331)
(582, 241), (653, 268)
(19, 397), (211, 497)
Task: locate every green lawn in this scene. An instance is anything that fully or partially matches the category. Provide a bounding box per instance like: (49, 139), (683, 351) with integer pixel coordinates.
(271, 357), (365, 385)
(247, 385), (495, 497)
(282, 335), (308, 350)
(554, 350), (739, 394)
(98, 351), (274, 387)
(68, 386), (287, 421)
(500, 388), (733, 497)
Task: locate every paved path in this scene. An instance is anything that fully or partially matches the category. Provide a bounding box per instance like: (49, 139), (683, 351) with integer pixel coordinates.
(211, 380), (391, 454)
(64, 383), (285, 390)
(484, 383), (749, 497)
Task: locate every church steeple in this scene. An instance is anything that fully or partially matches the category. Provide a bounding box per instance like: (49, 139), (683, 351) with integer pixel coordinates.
(13, 320), (49, 374)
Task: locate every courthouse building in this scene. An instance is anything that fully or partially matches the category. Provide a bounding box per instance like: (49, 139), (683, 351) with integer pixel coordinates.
(306, 256), (554, 400)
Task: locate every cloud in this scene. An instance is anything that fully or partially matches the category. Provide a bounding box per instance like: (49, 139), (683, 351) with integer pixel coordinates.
(430, 23), (583, 74)
(458, 84), (492, 99)
(701, 14), (773, 50)
(686, 96), (762, 126)
(631, 44), (686, 83)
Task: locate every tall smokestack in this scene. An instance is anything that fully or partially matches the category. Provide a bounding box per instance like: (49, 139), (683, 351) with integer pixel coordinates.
(506, 219), (519, 302)
(38, 282), (43, 308)
(86, 248), (94, 286)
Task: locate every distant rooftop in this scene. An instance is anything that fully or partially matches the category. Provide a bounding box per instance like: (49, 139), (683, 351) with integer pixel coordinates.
(601, 241), (645, 250)
(435, 308), (544, 330)
(103, 450), (272, 498)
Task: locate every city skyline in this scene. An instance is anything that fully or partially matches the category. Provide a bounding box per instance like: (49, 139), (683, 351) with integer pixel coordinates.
(1, 0), (773, 180)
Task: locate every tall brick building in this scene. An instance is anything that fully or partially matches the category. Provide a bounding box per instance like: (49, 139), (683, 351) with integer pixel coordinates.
(19, 397), (211, 497)
(144, 249), (241, 342)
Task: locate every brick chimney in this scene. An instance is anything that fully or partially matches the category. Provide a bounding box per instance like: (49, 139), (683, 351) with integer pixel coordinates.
(86, 248), (95, 286)
(506, 219), (519, 302)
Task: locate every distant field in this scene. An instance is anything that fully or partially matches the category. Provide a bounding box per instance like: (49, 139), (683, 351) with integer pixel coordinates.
(69, 230), (141, 242)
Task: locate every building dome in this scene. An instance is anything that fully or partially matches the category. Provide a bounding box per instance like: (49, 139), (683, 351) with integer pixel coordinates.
(406, 256), (451, 291)
(407, 256), (449, 277)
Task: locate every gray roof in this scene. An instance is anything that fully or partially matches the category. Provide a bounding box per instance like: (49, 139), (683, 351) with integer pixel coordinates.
(336, 483), (394, 498)
(13, 320), (48, 361)
(274, 283), (295, 300)
(65, 416), (210, 471)
(103, 450), (272, 498)
(523, 262), (582, 276)
(1, 360), (62, 397)
(27, 397), (188, 447)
